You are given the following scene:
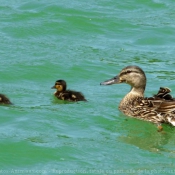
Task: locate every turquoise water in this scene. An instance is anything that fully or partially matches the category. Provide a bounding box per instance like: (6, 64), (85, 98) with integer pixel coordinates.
(1, 0), (175, 174)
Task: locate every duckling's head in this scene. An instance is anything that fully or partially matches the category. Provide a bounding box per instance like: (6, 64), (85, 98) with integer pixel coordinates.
(51, 79), (67, 92)
(101, 65), (147, 91)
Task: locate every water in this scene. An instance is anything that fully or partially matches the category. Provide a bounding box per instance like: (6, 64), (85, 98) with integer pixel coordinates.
(1, 0), (175, 174)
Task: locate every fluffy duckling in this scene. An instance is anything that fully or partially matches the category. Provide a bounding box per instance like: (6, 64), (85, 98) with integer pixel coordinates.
(153, 87), (174, 100)
(0, 94), (12, 105)
(51, 79), (87, 102)
(100, 65), (175, 131)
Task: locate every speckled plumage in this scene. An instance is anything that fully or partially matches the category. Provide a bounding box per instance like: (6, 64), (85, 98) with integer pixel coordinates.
(101, 65), (175, 128)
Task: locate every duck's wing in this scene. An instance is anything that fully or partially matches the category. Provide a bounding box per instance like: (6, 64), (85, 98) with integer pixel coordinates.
(143, 86), (175, 112)
(157, 100), (175, 126)
(142, 98), (175, 113)
(156, 101), (175, 113)
(68, 90), (87, 101)
(60, 90), (86, 102)
(138, 97), (175, 126)
(58, 91), (72, 101)
(150, 86), (175, 113)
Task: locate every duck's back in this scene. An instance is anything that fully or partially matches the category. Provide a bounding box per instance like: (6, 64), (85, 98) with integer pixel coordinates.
(55, 90), (86, 102)
(67, 90), (87, 101)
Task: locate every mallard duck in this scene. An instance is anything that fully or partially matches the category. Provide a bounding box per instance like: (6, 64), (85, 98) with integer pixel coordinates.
(100, 65), (175, 130)
(51, 79), (87, 102)
(0, 93), (12, 105)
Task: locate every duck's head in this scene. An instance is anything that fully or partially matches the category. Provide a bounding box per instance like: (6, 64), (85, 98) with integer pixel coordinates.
(51, 79), (67, 92)
(100, 65), (147, 92)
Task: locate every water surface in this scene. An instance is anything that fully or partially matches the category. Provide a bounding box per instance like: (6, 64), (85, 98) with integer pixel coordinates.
(1, 0), (175, 174)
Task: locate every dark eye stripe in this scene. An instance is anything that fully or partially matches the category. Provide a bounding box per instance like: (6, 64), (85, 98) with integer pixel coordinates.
(126, 70), (132, 73)
(120, 70), (138, 76)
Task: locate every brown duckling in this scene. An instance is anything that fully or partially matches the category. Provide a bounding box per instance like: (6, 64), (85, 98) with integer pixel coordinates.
(51, 79), (87, 102)
(153, 87), (174, 100)
(0, 93), (12, 105)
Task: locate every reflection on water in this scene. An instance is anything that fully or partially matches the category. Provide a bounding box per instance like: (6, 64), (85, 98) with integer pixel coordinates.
(118, 117), (175, 153)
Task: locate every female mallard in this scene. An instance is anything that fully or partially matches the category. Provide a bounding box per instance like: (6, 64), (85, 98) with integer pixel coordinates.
(0, 94), (12, 105)
(51, 79), (87, 102)
(100, 65), (175, 130)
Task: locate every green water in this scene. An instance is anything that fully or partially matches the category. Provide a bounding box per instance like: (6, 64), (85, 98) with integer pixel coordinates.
(1, 0), (175, 175)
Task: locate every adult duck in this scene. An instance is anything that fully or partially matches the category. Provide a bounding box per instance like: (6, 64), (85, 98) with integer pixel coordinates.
(100, 65), (175, 131)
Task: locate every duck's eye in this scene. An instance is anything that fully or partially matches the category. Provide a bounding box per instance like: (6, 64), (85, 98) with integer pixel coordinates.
(126, 70), (132, 74)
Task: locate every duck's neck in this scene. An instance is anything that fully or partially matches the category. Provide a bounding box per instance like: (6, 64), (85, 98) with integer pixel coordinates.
(119, 86), (145, 114)
(129, 86), (145, 96)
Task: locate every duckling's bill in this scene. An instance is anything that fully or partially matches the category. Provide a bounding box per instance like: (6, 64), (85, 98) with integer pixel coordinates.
(51, 85), (56, 89)
(100, 75), (120, 85)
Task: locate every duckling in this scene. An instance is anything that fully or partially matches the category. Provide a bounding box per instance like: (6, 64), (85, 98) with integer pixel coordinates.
(153, 87), (174, 100)
(51, 79), (87, 102)
(0, 93), (12, 105)
(100, 65), (175, 131)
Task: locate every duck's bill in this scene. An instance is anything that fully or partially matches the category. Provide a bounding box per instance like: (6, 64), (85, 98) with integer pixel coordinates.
(51, 85), (56, 89)
(100, 75), (120, 85)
